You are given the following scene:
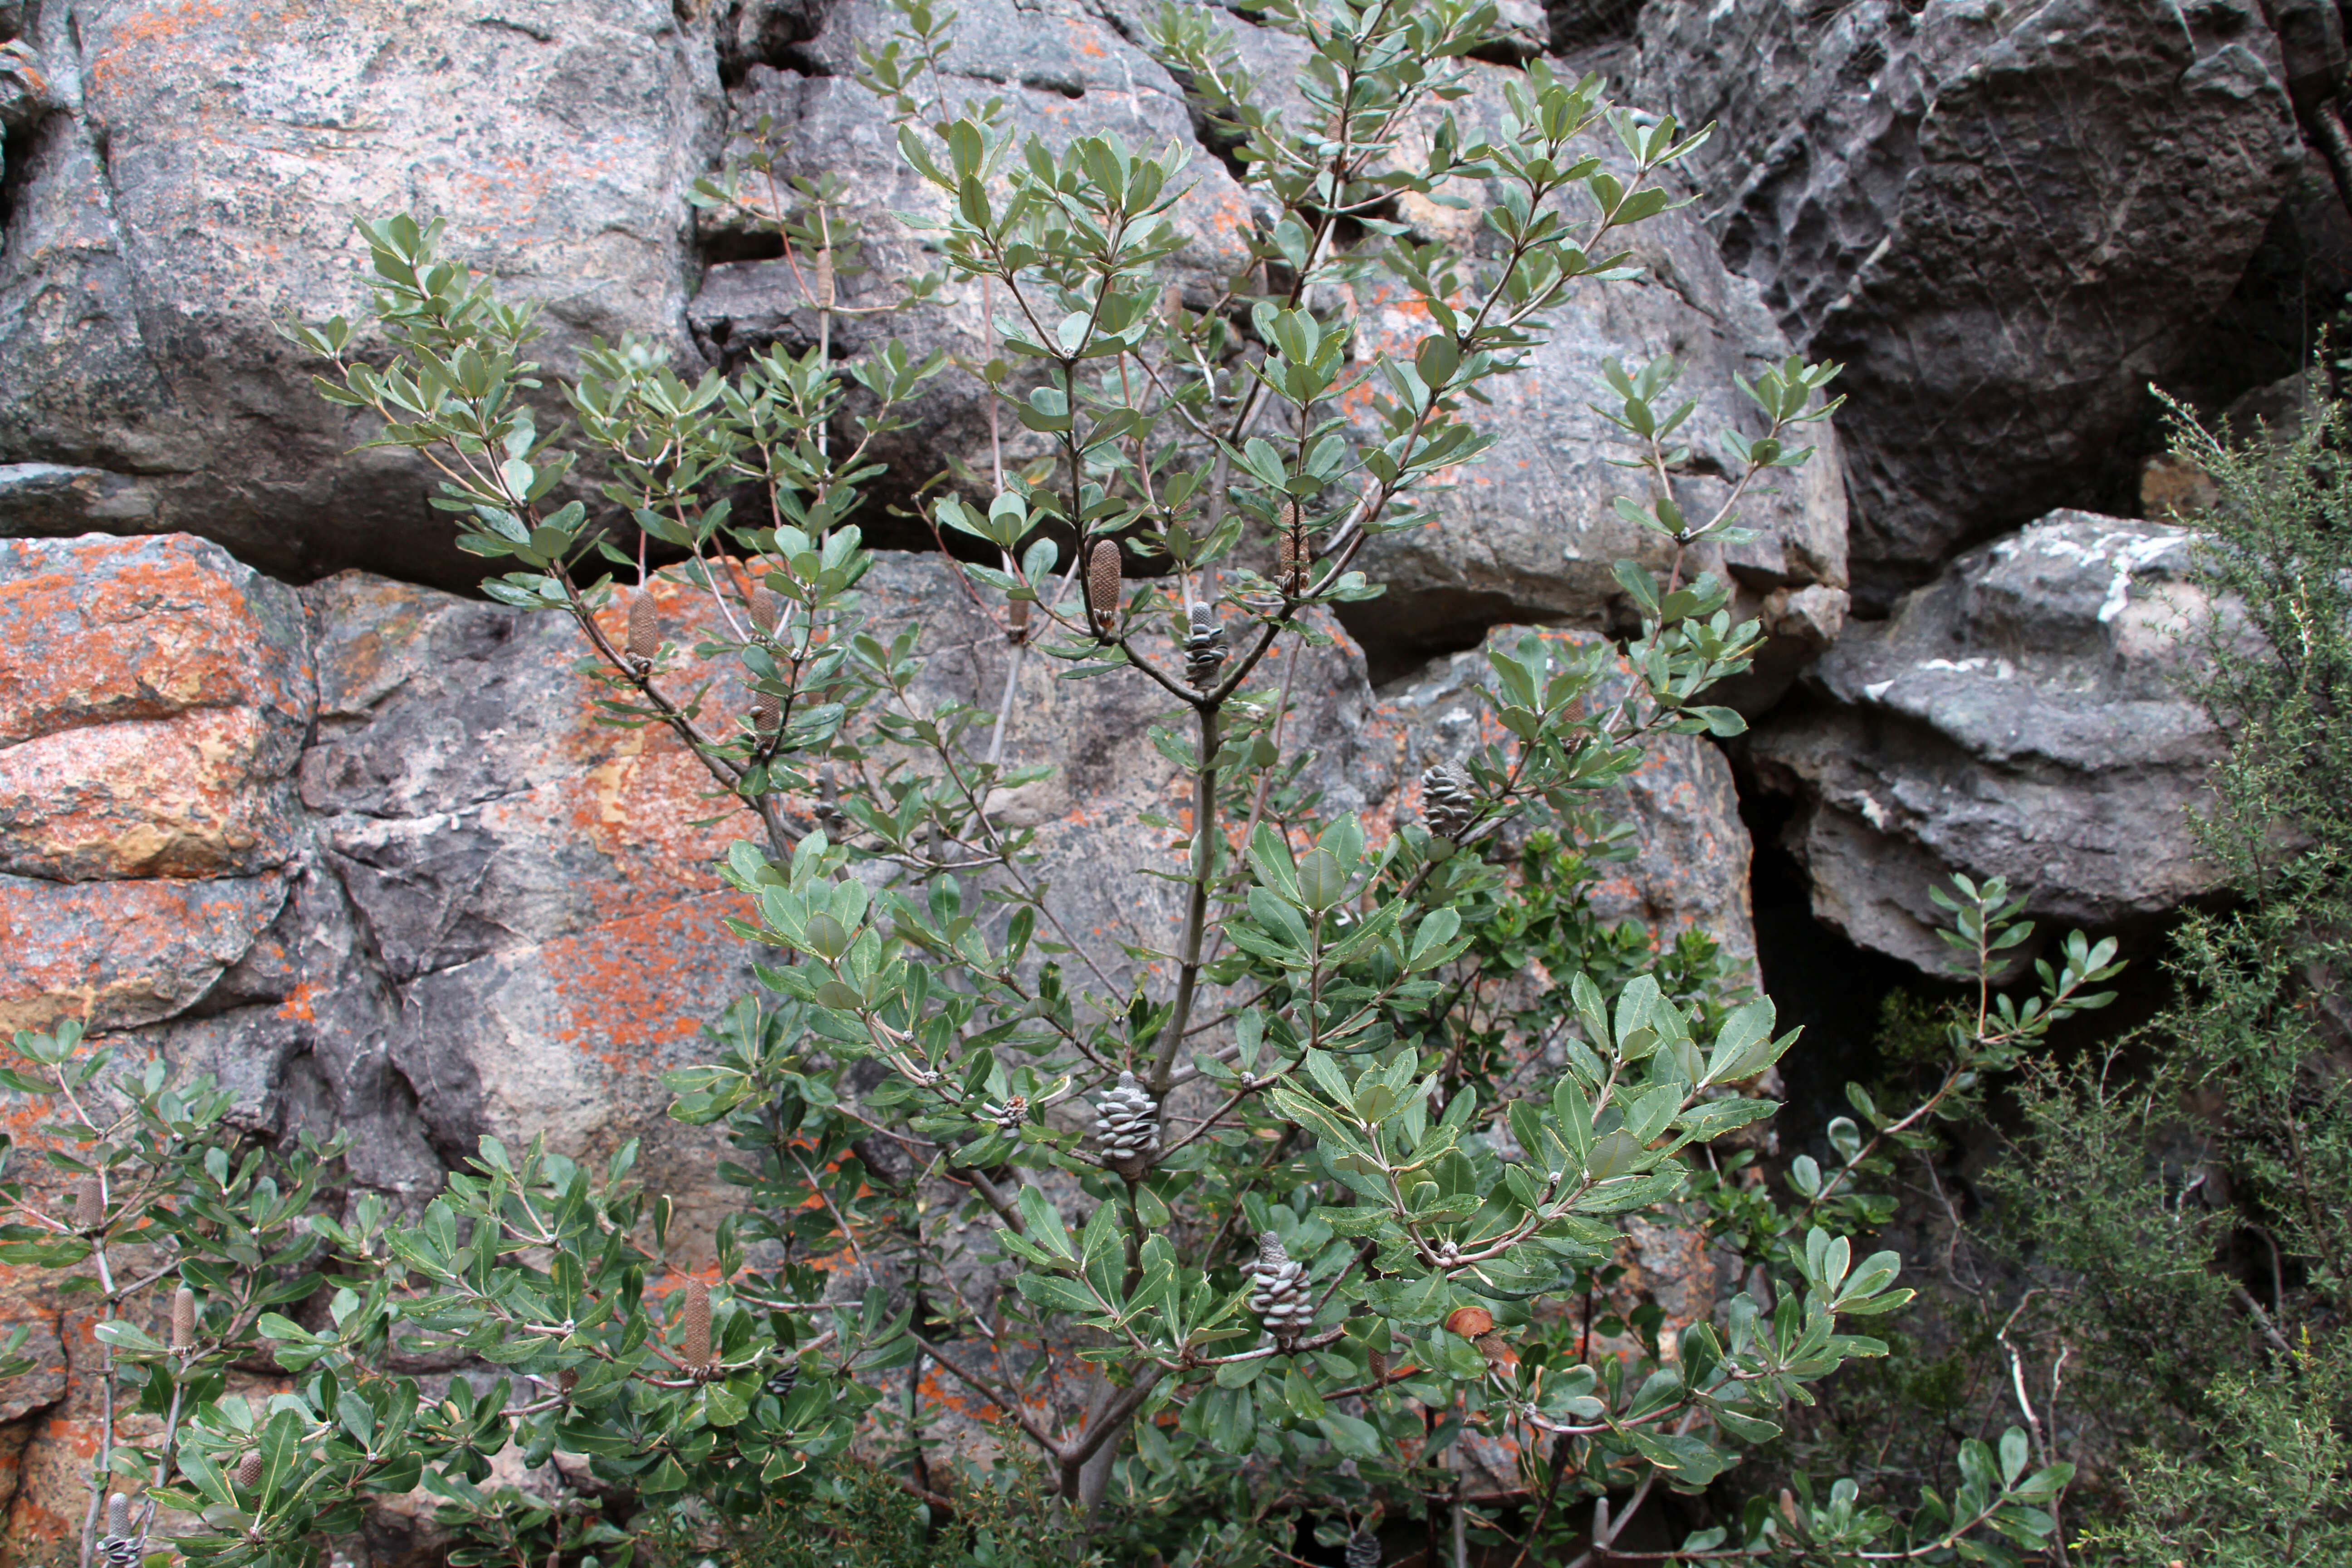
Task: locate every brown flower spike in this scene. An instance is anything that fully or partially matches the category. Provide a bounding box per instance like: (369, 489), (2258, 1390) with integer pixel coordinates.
(1087, 539), (1121, 637)
(171, 1285), (196, 1351)
(626, 591), (660, 674)
(681, 1278), (712, 1372)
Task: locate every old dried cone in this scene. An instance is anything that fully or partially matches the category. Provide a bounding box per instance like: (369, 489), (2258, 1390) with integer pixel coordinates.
(626, 590), (660, 674)
(681, 1277), (712, 1373)
(1420, 760), (1479, 841)
(1086, 539), (1121, 638)
(1182, 602), (1228, 689)
(1248, 1230), (1316, 1339)
(1092, 1070), (1161, 1177)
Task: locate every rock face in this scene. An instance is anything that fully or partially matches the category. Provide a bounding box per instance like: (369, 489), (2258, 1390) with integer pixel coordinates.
(1637, 0), (2304, 609)
(0, 0), (720, 589)
(691, 0), (1848, 681)
(1744, 510), (2228, 973)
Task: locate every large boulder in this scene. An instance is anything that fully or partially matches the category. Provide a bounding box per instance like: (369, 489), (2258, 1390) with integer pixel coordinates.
(1743, 510), (2227, 973)
(1635, 0), (2304, 610)
(0, 0), (721, 588)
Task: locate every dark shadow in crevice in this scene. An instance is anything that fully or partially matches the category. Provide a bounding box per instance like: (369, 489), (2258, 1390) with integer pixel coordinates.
(1339, 586), (1554, 689)
(714, 0), (843, 86)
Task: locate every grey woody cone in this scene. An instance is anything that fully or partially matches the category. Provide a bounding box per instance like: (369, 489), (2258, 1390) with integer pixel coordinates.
(681, 1278), (712, 1372)
(813, 247), (836, 309)
(1345, 1530), (1383, 1568)
(626, 591), (660, 674)
(71, 1176), (101, 1231)
(1086, 540), (1122, 637)
(1007, 595), (1031, 645)
(1092, 1070), (1161, 1176)
(170, 1285), (196, 1351)
(814, 762), (848, 837)
(234, 1451), (264, 1490)
(1420, 761), (1479, 841)
(1182, 603), (1228, 689)
(750, 691), (782, 737)
(98, 1492), (137, 1568)
(1248, 1230), (1316, 1337)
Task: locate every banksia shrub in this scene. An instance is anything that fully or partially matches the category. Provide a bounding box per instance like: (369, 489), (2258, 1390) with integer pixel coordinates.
(1420, 760), (1478, 841)
(1247, 1231), (1315, 1339)
(1182, 602), (1228, 689)
(626, 591), (660, 674)
(681, 1278), (712, 1372)
(1086, 539), (1121, 637)
(1092, 1070), (1161, 1176)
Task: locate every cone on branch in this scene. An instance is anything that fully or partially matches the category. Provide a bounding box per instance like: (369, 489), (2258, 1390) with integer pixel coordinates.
(170, 1286), (196, 1352)
(750, 586), (787, 637)
(814, 762), (848, 837)
(812, 246), (836, 310)
(71, 1177), (101, 1232)
(1091, 1070), (1161, 1177)
(625, 591), (660, 675)
(1420, 760), (1479, 842)
(750, 690), (781, 738)
(1182, 602), (1228, 689)
(1247, 1230), (1316, 1340)
(98, 1492), (137, 1568)
(681, 1278), (712, 1373)
(1007, 595), (1031, 646)
(1086, 540), (1122, 639)
(233, 1451), (264, 1490)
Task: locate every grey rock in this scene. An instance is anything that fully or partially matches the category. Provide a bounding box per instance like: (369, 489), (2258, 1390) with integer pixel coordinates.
(1745, 509), (2228, 972)
(0, 0), (723, 589)
(1636, 0), (2304, 609)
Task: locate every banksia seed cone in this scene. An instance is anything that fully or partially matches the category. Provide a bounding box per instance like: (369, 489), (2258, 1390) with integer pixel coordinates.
(750, 691), (781, 737)
(1345, 1531), (1382, 1568)
(1420, 760), (1478, 841)
(170, 1286), (196, 1351)
(814, 762), (848, 836)
(71, 1177), (101, 1231)
(1161, 282), (1185, 325)
(813, 246), (836, 309)
(234, 1451), (264, 1490)
(1007, 596), (1031, 645)
(98, 1493), (137, 1568)
(626, 591), (659, 674)
(1086, 540), (1121, 637)
(1247, 1231), (1316, 1338)
(681, 1278), (712, 1372)
(1182, 602), (1228, 689)
(1091, 1070), (1161, 1175)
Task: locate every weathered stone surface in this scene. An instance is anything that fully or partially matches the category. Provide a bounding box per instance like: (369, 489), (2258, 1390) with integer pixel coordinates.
(1744, 510), (2227, 972)
(0, 0), (721, 588)
(698, 0), (1847, 681)
(1636, 0), (2304, 609)
(0, 534), (311, 880)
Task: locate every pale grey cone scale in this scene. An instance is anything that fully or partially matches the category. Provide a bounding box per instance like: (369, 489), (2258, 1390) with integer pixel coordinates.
(1248, 1230), (1316, 1336)
(1420, 760), (1478, 841)
(1183, 602), (1228, 689)
(1092, 1070), (1161, 1175)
